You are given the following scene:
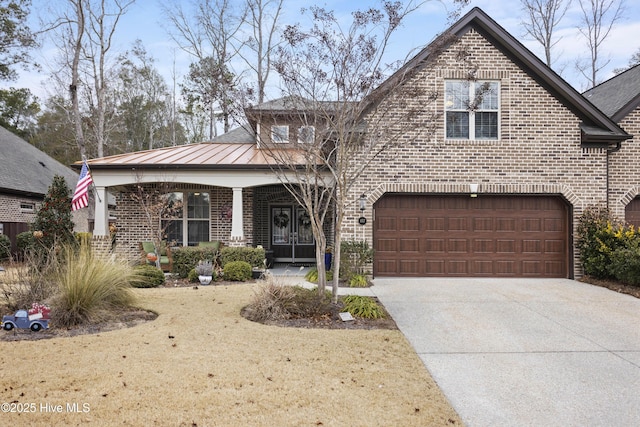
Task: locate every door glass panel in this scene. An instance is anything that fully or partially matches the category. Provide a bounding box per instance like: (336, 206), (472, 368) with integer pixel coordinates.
(296, 208), (314, 245)
(272, 207), (291, 244)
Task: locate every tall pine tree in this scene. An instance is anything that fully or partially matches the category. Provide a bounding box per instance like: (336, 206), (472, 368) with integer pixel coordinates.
(32, 175), (76, 248)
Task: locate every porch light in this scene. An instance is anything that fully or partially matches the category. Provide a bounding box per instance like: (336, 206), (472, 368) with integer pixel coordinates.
(359, 194), (367, 211)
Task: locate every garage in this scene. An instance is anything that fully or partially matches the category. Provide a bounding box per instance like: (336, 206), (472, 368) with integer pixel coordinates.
(374, 194), (569, 277)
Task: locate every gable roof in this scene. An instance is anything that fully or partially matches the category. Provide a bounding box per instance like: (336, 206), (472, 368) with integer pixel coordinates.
(583, 64), (640, 122)
(376, 7), (630, 146)
(0, 126), (78, 197)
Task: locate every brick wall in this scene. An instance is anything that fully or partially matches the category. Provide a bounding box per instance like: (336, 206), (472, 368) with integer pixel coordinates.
(0, 194), (40, 223)
(609, 107), (640, 221)
(112, 184), (255, 264)
(344, 29), (616, 278)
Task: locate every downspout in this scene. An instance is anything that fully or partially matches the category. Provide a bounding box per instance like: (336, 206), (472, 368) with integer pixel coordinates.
(606, 141), (622, 210)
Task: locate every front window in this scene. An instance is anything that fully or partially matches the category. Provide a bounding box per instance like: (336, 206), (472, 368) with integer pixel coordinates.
(297, 126), (315, 144)
(162, 191), (210, 246)
(271, 125), (289, 143)
(445, 80), (499, 140)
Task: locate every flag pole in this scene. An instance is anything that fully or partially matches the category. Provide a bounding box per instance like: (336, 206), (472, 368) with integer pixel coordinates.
(82, 155), (102, 203)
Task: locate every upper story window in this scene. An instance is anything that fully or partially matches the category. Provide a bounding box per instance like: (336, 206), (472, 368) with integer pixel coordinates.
(20, 203), (35, 213)
(297, 126), (315, 144)
(445, 80), (499, 140)
(271, 125), (289, 143)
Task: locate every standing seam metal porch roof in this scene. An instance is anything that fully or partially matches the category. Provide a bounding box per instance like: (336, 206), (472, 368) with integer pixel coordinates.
(83, 142), (308, 169)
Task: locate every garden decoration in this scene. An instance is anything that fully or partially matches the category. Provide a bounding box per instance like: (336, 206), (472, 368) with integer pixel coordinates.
(2, 303), (51, 332)
(195, 260), (214, 285)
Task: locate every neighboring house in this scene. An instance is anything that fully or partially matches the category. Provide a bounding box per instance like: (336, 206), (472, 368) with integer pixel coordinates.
(0, 126), (85, 256)
(82, 8), (638, 279)
(583, 64), (640, 228)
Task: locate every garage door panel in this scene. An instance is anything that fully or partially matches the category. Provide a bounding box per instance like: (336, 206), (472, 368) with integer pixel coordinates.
(374, 195), (568, 278)
(425, 239), (445, 253)
(399, 239), (419, 252)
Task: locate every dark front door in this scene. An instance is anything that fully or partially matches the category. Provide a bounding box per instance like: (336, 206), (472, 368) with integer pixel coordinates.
(271, 206), (315, 263)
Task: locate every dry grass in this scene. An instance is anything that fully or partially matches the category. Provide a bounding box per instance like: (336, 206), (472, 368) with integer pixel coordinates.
(0, 285), (462, 426)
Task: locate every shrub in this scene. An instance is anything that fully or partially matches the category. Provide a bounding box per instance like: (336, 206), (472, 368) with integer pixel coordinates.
(50, 244), (137, 327)
(75, 232), (93, 245)
(131, 264), (166, 288)
(304, 267), (333, 283)
(342, 295), (385, 319)
(0, 234), (10, 260)
(187, 268), (200, 283)
(244, 278), (297, 321)
(221, 247), (265, 268)
(172, 246), (220, 278)
(17, 231), (34, 254)
(610, 239), (640, 285)
(576, 206), (630, 279)
(340, 240), (374, 281)
(223, 261), (252, 281)
(348, 273), (368, 288)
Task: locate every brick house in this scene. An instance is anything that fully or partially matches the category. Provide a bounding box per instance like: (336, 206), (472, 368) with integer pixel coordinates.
(83, 8), (637, 279)
(0, 126), (85, 256)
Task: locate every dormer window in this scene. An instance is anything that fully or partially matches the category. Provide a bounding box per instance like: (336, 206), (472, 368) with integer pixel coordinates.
(271, 125), (289, 143)
(298, 126), (315, 144)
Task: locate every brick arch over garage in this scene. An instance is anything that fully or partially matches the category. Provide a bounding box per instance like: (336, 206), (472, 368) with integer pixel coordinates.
(369, 183), (574, 278)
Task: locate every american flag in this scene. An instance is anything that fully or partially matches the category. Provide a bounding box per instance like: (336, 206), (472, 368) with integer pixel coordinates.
(72, 161), (93, 211)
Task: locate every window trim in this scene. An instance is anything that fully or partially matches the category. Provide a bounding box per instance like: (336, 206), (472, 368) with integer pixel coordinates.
(271, 125), (290, 144)
(445, 80), (500, 140)
(20, 202), (35, 213)
(161, 191), (210, 246)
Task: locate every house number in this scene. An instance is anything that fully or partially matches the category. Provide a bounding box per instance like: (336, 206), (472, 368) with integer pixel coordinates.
(358, 216), (367, 225)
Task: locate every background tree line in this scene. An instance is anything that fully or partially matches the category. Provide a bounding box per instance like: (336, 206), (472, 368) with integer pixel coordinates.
(0, 0), (637, 166)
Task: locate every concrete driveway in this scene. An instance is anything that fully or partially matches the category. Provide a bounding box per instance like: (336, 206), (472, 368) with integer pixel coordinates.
(371, 278), (640, 427)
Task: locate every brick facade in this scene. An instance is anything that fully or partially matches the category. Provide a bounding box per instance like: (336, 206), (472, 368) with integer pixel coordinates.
(610, 107), (640, 220)
(343, 29), (620, 278)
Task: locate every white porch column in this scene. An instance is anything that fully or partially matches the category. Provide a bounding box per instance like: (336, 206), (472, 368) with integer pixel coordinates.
(231, 187), (244, 242)
(93, 186), (109, 236)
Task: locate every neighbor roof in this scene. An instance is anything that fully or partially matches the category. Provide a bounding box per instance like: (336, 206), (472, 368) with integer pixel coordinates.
(0, 126), (78, 197)
(583, 64), (640, 122)
(374, 7), (630, 145)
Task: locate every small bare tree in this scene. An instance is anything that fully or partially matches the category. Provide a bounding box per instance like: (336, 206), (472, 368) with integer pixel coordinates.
(129, 175), (182, 269)
(519, 0), (571, 66)
(266, 1), (468, 301)
(576, 0), (625, 88)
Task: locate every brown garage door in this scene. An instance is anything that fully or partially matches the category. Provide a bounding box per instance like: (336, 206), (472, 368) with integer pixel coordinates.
(374, 194), (568, 277)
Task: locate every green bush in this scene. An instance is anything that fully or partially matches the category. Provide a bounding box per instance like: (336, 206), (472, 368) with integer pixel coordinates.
(0, 234), (10, 260)
(339, 240), (374, 281)
(342, 295), (385, 319)
(131, 264), (166, 288)
(576, 206), (630, 279)
(188, 268), (200, 283)
(172, 246), (221, 278)
(221, 247), (265, 268)
(17, 231), (34, 254)
(304, 267), (333, 283)
(223, 260), (252, 281)
(348, 273), (368, 288)
(50, 244), (137, 327)
(610, 239), (640, 285)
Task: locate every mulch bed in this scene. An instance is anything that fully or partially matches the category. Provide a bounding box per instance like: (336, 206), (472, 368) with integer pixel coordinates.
(580, 276), (640, 299)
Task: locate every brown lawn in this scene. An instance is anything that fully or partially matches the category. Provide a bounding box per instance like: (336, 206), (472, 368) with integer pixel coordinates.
(0, 284), (462, 426)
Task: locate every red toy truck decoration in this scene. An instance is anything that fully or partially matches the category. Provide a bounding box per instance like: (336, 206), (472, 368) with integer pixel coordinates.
(2, 303), (50, 332)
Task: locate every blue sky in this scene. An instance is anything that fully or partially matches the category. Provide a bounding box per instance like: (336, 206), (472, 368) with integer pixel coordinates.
(12, 0), (640, 99)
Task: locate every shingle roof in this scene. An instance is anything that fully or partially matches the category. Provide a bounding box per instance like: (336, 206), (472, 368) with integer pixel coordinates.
(0, 126), (78, 197)
(583, 64), (640, 121)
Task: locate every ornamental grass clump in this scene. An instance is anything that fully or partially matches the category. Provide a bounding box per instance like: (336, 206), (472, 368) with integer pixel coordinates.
(51, 244), (138, 327)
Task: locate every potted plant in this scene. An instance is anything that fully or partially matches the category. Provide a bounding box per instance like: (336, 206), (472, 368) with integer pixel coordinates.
(195, 260), (214, 285)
